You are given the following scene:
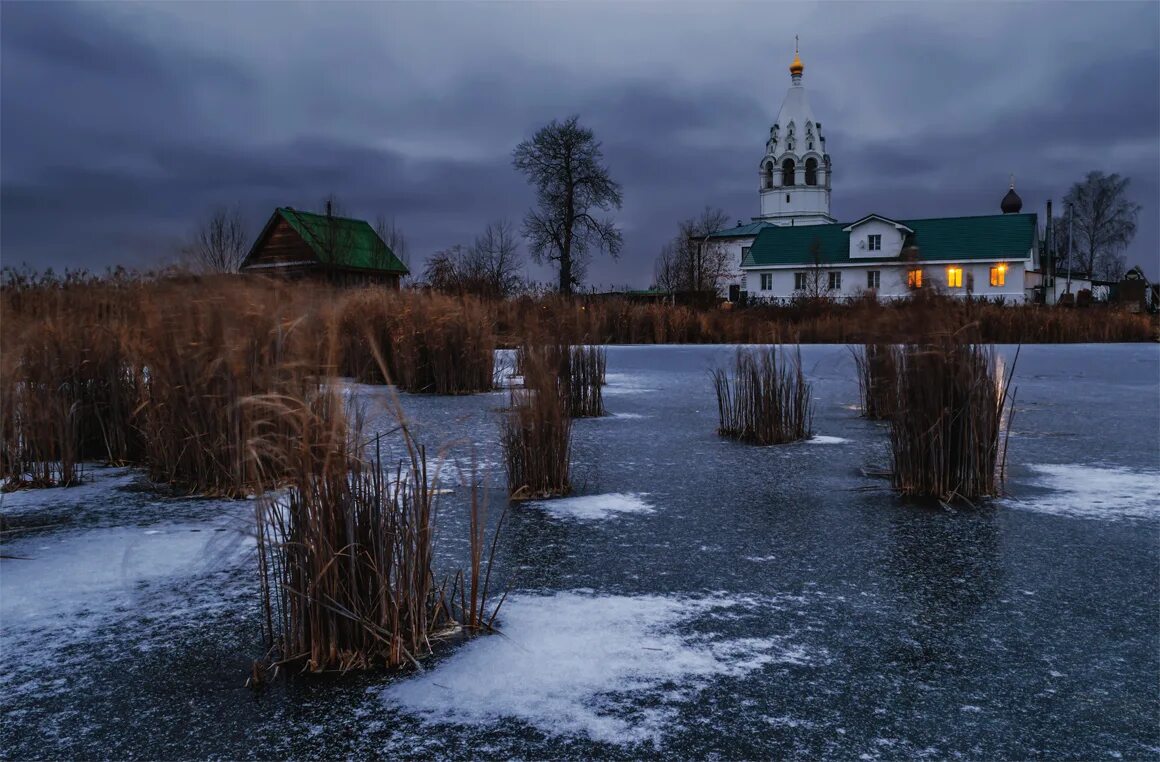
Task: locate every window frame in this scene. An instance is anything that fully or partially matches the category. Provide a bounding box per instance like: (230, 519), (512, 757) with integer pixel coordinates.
(828, 270), (842, 291)
(760, 273), (773, 291)
(867, 234), (882, 251)
(794, 272), (807, 291)
(989, 265), (1007, 287)
(867, 270), (880, 290)
(946, 266), (963, 289)
(907, 269), (923, 289)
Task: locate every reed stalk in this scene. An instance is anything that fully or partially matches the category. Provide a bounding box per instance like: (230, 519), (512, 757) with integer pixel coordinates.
(888, 340), (1017, 501)
(853, 343), (898, 420)
(712, 346), (813, 445)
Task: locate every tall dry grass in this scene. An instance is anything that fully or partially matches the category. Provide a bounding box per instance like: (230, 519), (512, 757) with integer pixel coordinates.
(853, 343), (898, 420)
(888, 340), (1017, 501)
(501, 349), (572, 500)
(712, 346), (813, 445)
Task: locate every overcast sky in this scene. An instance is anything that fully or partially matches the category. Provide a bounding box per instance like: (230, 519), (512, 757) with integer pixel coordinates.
(3, 1), (1157, 285)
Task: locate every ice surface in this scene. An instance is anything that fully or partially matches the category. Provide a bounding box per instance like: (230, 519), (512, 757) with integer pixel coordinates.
(0, 467), (138, 514)
(530, 492), (654, 521)
(808, 435), (851, 444)
(1009, 464), (1159, 522)
(1, 519), (252, 628)
(382, 591), (817, 747)
(603, 373), (656, 395)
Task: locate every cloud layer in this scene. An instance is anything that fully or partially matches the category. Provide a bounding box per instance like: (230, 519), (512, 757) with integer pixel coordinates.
(3, 1), (1157, 283)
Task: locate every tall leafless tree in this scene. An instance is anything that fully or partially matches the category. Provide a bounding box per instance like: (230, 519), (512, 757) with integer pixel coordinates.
(1055, 172), (1140, 281)
(187, 206), (249, 273)
(512, 115), (622, 295)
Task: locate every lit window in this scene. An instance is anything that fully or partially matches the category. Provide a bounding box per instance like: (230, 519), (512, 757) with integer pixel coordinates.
(990, 264), (1007, 287)
(867, 234), (881, 251)
(794, 272), (807, 290)
(828, 271), (842, 290)
(907, 269), (923, 288)
(947, 267), (963, 288)
(761, 273), (773, 291)
(867, 270), (880, 289)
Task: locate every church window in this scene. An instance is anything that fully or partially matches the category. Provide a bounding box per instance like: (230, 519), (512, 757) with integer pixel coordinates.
(808, 141), (814, 150)
(867, 270), (880, 289)
(760, 273), (773, 291)
(907, 269), (923, 288)
(828, 271), (842, 290)
(786, 194), (791, 203)
(990, 265), (1007, 287)
(946, 267), (963, 288)
(794, 272), (807, 291)
(867, 234), (881, 251)
(782, 158), (795, 186)
(805, 158), (818, 186)
(763, 161), (774, 190)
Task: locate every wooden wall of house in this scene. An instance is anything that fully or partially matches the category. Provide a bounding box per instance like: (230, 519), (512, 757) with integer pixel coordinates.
(244, 218), (316, 267)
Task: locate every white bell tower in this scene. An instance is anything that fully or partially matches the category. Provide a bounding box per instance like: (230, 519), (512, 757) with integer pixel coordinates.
(757, 39), (835, 226)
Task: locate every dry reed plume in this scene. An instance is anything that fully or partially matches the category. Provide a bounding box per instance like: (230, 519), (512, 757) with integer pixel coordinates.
(712, 346), (813, 445)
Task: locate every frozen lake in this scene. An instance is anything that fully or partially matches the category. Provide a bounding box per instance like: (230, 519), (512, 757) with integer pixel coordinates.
(2, 344), (1157, 759)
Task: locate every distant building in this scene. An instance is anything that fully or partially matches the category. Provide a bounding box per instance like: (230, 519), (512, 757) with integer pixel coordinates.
(240, 207), (409, 287)
(709, 44), (1043, 303)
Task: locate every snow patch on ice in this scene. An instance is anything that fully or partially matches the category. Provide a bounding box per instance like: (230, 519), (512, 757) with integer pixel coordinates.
(382, 591), (818, 747)
(808, 435), (850, 444)
(531, 492), (654, 521)
(744, 555), (778, 563)
(1009, 464), (1159, 522)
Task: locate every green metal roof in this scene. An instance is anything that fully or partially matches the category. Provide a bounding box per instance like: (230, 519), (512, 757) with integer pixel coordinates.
(741, 213), (1037, 268)
(706, 220), (777, 239)
(276, 207), (409, 274)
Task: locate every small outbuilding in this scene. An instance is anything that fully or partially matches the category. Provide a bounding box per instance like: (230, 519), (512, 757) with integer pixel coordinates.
(240, 207), (409, 287)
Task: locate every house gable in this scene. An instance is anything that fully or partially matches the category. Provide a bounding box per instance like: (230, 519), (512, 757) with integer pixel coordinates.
(241, 208), (409, 275)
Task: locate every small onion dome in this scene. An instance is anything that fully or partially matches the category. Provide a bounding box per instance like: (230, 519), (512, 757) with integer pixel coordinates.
(1001, 184), (1023, 214)
(790, 51), (804, 77)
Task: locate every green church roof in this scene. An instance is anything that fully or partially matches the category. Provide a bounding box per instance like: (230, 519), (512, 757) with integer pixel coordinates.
(706, 220), (778, 239)
(741, 213), (1037, 268)
(275, 207), (409, 274)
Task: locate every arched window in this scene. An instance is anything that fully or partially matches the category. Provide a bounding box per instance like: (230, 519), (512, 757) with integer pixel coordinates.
(762, 161), (774, 190)
(805, 157), (818, 186)
(782, 158), (796, 186)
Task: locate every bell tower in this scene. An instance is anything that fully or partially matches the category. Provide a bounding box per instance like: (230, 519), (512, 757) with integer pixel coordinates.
(757, 39), (835, 225)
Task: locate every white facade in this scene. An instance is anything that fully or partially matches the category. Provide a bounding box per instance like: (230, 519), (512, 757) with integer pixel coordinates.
(745, 260), (1030, 303)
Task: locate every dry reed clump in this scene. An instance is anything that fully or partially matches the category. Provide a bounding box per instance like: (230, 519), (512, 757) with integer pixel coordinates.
(888, 340), (1017, 501)
(712, 346), (813, 445)
(515, 342), (607, 418)
(252, 384), (504, 674)
(1, 288), (144, 489)
(501, 351), (572, 500)
(853, 343), (897, 420)
(336, 290), (496, 394)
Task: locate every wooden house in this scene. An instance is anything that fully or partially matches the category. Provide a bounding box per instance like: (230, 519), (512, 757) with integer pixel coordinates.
(240, 207), (409, 287)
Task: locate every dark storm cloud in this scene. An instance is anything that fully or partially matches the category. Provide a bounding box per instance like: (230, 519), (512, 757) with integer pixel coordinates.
(2, 1), (1157, 283)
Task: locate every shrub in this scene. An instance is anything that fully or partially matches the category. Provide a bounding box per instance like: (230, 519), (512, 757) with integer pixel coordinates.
(712, 346), (812, 445)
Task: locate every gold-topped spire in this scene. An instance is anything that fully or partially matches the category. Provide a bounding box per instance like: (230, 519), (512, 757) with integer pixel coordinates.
(790, 36), (804, 77)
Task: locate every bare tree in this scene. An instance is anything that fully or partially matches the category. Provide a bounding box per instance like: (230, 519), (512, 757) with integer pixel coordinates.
(651, 207), (733, 296)
(422, 245), (467, 292)
(468, 218), (523, 298)
(187, 206), (248, 273)
(512, 115), (622, 295)
(799, 237), (831, 300)
(1058, 172), (1140, 281)
(375, 215), (410, 272)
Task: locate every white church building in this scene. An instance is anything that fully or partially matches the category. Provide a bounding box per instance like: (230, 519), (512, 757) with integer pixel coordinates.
(710, 45), (1041, 303)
